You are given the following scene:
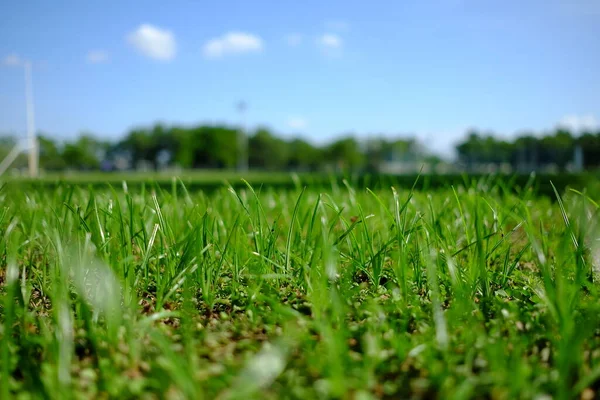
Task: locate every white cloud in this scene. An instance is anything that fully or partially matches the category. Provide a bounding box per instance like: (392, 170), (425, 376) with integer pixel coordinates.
(316, 33), (343, 57)
(2, 53), (23, 66)
(86, 50), (109, 64)
(127, 24), (176, 61)
(317, 33), (343, 49)
(287, 117), (308, 130)
(285, 33), (303, 47)
(558, 114), (599, 132)
(203, 32), (264, 59)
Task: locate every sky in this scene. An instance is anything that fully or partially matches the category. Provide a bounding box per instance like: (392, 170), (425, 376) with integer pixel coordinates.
(1, 0), (599, 156)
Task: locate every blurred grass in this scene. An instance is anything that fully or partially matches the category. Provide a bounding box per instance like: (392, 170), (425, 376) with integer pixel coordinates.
(4, 170), (600, 199)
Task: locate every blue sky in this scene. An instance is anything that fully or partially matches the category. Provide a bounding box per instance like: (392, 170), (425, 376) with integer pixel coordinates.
(1, 0), (599, 155)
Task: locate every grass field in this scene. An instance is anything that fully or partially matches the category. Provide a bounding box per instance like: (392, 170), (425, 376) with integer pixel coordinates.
(1, 175), (600, 399)
(6, 170), (600, 201)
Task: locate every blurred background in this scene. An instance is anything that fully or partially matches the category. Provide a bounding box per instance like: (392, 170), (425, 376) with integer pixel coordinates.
(0, 0), (599, 177)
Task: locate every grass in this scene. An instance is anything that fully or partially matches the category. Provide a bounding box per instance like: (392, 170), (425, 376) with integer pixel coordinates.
(0, 175), (599, 399)
(6, 170), (600, 200)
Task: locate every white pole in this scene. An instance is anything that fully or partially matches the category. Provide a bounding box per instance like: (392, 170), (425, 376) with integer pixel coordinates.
(0, 143), (23, 176)
(24, 61), (38, 177)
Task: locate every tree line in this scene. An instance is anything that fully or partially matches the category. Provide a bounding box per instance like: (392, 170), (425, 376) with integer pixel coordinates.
(456, 128), (600, 171)
(0, 124), (428, 173)
(0, 123), (599, 173)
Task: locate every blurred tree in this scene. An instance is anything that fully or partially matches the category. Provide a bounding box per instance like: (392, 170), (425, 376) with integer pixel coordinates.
(577, 131), (600, 169)
(389, 138), (421, 161)
(38, 135), (66, 170)
(540, 129), (574, 170)
(365, 137), (420, 172)
(457, 131), (485, 167)
(365, 138), (387, 172)
(172, 126), (194, 168)
(151, 124), (177, 166)
(513, 134), (539, 170)
(248, 128), (289, 170)
(118, 128), (157, 168)
(326, 136), (364, 171)
(287, 138), (323, 171)
(63, 134), (107, 170)
(191, 126), (238, 169)
(21, 123), (600, 174)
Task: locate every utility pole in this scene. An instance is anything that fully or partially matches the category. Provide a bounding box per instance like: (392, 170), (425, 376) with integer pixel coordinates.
(237, 101), (248, 172)
(24, 61), (39, 178)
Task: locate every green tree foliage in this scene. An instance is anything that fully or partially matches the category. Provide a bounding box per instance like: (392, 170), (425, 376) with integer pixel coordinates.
(119, 128), (159, 168)
(457, 131), (513, 167)
(197, 126), (238, 169)
(63, 134), (108, 170)
(455, 128), (600, 171)
(248, 128), (289, 170)
(578, 132), (600, 169)
(539, 129), (574, 169)
(38, 135), (66, 170)
(365, 137), (420, 172)
(287, 138), (323, 171)
(326, 136), (364, 171)
(2, 123), (600, 173)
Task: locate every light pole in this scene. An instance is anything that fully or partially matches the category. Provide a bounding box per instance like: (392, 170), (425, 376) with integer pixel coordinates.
(237, 101), (248, 172)
(24, 61), (39, 178)
(0, 57), (39, 177)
